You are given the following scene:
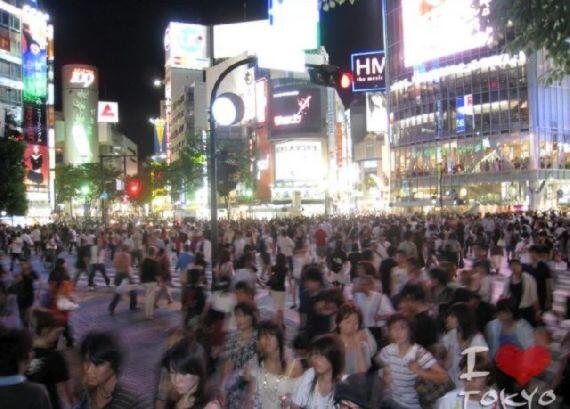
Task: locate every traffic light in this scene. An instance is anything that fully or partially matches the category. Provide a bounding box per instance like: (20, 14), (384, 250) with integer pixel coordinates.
(339, 72), (353, 90)
(307, 64), (353, 92)
(126, 178), (141, 198)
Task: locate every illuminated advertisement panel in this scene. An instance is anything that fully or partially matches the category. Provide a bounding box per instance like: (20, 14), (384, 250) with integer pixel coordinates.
(153, 118), (167, 155)
(213, 20), (270, 59)
(275, 140), (323, 182)
(164, 23), (210, 70)
(268, 0), (319, 51)
(270, 86), (321, 137)
(62, 64), (99, 164)
(22, 7), (48, 146)
(97, 101), (119, 123)
(402, 0), (492, 67)
(366, 92), (387, 134)
(24, 143), (48, 187)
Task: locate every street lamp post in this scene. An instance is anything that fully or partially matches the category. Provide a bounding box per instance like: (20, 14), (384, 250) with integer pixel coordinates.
(208, 55), (257, 266)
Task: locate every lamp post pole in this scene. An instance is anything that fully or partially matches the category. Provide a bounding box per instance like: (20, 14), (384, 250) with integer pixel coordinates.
(208, 56), (257, 266)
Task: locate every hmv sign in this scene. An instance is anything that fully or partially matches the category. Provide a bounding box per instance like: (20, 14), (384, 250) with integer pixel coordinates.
(350, 50), (386, 93)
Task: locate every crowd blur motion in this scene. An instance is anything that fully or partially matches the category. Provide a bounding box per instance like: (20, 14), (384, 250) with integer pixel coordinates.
(1, 212), (570, 408)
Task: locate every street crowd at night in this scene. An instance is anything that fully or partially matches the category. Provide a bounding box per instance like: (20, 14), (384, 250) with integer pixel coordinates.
(1, 212), (570, 408)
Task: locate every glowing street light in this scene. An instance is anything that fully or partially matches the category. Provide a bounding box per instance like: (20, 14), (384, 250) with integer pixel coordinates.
(153, 79), (163, 88)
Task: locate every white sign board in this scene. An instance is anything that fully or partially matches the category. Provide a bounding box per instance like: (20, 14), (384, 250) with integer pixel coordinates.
(98, 101), (119, 123)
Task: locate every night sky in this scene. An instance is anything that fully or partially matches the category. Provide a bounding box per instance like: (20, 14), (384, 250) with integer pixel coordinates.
(40, 0), (383, 158)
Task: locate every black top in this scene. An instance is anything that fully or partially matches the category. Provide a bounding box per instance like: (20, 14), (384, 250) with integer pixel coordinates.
(525, 261), (552, 310)
(26, 347), (70, 409)
(269, 265), (287, 292)
(300, 290), (331, 339)
(11, 271), (39, 309)
(510, 280), (523, 309)
(328, 249), (347, 273)
(379, 258), (397, 296)
(139, 258), (161, 283)
(412, 310), (438, 350)
(0, 381), (52, 409)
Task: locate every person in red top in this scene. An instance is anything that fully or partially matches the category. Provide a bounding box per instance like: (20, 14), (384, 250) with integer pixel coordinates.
(314, 225), (328, 257)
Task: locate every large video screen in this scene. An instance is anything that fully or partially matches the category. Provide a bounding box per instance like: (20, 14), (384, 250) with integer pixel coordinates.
(403, 0), (492, 67)
(270, 86), (321, 137)
(275, 140), (323, 182)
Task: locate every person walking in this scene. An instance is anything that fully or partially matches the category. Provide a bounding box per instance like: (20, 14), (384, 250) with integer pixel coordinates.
(88, 243), (110, 291)
(140, 246), (160, 320)
(108, 244), (137, 316)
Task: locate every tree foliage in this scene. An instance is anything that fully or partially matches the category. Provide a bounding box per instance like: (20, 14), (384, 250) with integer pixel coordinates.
(0, 139), (27, 215)
(166, 132), (206, 197)
(482, 0), (569, 83)
(55, 163), (121, 206)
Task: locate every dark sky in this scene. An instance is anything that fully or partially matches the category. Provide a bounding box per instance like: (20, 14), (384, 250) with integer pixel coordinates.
(40, 0), (383, 158)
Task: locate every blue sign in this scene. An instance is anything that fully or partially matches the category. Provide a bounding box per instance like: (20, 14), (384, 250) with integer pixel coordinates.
(351, 51), (386, 93)
(456, 96), (465, 133)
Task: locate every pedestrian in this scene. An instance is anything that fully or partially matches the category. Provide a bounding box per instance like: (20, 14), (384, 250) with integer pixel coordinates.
(109, 244), (137, 316)
(0, 327), (52, 409)
(76, 332), (142, 408)
(9, 259), (39, 328)
(155, 247), (173, 307)
(9, 232), (23, 272)
(140, 246), (160, 320)
(88, 243), (110, 291)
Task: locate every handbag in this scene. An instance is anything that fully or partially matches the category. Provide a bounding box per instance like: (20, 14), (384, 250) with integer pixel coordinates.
(57, 296), (79, 311)
(414, 348), (454, 409)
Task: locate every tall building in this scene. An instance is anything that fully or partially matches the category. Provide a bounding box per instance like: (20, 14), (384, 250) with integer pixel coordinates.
(386, 0), (570, 212)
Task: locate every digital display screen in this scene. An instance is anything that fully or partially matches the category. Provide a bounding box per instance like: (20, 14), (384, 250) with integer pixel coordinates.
(270, 86), (321, 137)
(403, 0), (492, 67)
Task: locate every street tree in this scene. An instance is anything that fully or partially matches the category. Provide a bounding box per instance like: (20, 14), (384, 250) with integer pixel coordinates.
(482, 0), (570, 84)
(166, 132), (206, 199)
(0, 139), (27, 215)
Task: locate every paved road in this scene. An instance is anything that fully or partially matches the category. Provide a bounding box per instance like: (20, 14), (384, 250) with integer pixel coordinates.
(1, 251), (300, 407)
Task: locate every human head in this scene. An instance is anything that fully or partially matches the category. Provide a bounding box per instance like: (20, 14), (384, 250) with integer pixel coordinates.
(446, 302), (476, 341)
(32, 309), (64, 347)
(147, 246), (157, 258)
(164, 338), (207, 399)
(79, 332), (123, 388)
(496, 298), (518, 325)
(473, 261), (490, 277)
(302, 265), (324, 292)
(428, 268), (449, 288)
(336, 303), (363, 337)
(395, 250), (407, 264)
(235, 281), (255, 302)
(234, 301), (258, 332)
(529, 245), (542, 264)
(0, 327), (32, 376)
(309, 334), (345, 380)
(508, 258), (523, 276)
(356, 261), (375, 278)
(399, 284), (426, 314)
(460, 354), (493, 393)
(387, 313), (413, 345)
(473, 244), (488, 259)
(257, 320), (285, 364)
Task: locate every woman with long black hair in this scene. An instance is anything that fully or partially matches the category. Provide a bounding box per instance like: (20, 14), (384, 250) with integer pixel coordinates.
(291, 334), (345, 409)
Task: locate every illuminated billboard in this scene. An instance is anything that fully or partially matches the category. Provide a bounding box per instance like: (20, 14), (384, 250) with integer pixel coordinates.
(270, 86), (321, 137)
(275, 140), (323, 182)
(24, 144), (48, 187)
(153, 118), (167, 156)
(366, 92), (387, 134)
(22, 7), (49, 146)
(402, 0), (492, 67)
(62, 65), (99, 164)
(213, 20), (270, 59)
(164, 23), (210, 70)
(351, 51), (386, 92)
(268, 0), (319, 51)
(98, 101), (119, 123)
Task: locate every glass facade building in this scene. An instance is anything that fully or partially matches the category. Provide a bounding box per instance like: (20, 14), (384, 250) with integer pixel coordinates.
(386, 0), (570, 211)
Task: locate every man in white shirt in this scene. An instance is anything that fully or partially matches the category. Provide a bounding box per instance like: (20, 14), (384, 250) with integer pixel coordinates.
(31, 227), (41, 255)
(277, 230), (295, 270)
(9, 233), (23, 271)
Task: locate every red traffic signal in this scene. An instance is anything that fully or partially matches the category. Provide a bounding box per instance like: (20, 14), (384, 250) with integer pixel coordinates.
(126, 178), (141, 198)
(339, 72), (353, 90)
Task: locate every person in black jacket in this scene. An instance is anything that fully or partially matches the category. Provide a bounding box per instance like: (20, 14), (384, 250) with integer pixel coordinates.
(140, 246), (161, 320)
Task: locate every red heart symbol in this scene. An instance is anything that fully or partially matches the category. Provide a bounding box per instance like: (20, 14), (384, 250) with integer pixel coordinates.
(495, 345), (551, 386)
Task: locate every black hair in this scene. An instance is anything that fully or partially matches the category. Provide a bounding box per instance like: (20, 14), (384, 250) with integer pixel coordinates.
(310, 334), (345, 381)
(257, 320), (285, 369)
(302, 264), (324, 285)
(357, 260), (376, 277)
(79, 332), (123, 375)
(234, 301), (259, 327)
(275, 253), (288, 269)
(473, 261), (491, 274)
(459, 353), (494, 385)
(448, 302), (476, 342)
(496, 298), (519, 320)
(187, 268), (203, 286)
(336, 303), (363, 331)
(32, 309), (61, 336)
(400, 283), (426, 303)
(293, 332), (311, 351)
(163, 338), (207, 406)
(235, 281), (255, 297)
(0, 328), (32, 376)
(429, 268), (449, 286)
(386, 313), (414, 343)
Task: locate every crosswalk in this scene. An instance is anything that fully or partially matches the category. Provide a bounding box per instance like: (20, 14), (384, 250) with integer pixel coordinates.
(73, 266), (183, 290)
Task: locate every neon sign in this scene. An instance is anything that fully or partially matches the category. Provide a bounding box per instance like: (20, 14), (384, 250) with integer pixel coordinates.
(70, 68), (95, 88)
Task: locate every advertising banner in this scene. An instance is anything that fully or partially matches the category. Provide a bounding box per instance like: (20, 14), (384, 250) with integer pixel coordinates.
(366, 92), (387, 134)
(24, 144), (48, 187)
(164, 23), (210, 70)
(270, 86), (321, 137)
(351, 51), (386, 92)
(456, 96), (465, 133)
(403, 0), (492, 67)
(153, 119), (167, 155)
(275, 140), (323, 182)
(98, 101), (119, 123)
(22, 8), (48, 146)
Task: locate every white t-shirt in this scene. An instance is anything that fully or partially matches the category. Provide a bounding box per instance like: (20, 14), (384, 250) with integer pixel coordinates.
(354, 291), (394, 327)
(31, 229), (41, 242)
(10, 237), (23, 254)
(379, 343), (437, 409)
(277, 236), (295, 257)
(291, 368), (335, 409)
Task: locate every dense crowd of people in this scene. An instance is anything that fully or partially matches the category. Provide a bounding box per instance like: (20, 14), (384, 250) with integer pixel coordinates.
(1, 211), (570, 408)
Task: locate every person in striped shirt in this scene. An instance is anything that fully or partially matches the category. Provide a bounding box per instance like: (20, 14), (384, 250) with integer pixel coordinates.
(378, 314), (448, 409)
